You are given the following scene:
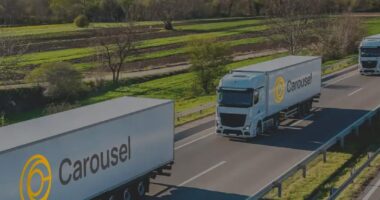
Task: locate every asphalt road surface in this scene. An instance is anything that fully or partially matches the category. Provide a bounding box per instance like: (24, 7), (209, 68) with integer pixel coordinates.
(147, 70), (380, 200)
(358, 172), (380, 200)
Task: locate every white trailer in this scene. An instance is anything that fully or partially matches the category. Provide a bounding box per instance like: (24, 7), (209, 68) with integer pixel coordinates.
(216, 56), (322, 139)
(0, 97), (174, 200)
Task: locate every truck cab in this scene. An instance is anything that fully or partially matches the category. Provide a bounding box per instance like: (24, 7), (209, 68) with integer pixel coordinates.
(359, 34), (380, 75)
(216, 72), (266, 138)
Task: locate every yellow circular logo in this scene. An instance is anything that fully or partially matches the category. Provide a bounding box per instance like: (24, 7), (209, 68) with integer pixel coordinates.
(20, 154), (52, 200)
(274, 76), (286, 103)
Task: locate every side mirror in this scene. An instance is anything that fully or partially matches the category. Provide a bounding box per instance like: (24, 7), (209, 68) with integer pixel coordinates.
(253, 90), (259, 104)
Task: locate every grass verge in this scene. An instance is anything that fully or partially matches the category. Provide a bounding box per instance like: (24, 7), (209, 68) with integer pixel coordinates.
(322, 55), (358, 75)
(263, 124), (380, 200)
(337, 155), (380, 199)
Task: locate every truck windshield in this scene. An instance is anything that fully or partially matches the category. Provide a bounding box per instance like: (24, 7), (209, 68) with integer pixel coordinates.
(361, 48), (380, 57)
(218, 89), (253, 108)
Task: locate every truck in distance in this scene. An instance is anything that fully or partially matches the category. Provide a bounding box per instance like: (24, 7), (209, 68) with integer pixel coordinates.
(216, 56), (322, 139)
(0, 97), (174, 200)
(359, 34), (380, 75)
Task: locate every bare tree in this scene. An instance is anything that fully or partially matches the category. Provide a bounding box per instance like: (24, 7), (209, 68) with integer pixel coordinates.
(264, 0), (324, 55)
(95, 25), (137, 84)
(152, 0), (185, 30)
(224, 0), (235, 17)
(312, 14), (364, 60)
(252, 0), (264, 16)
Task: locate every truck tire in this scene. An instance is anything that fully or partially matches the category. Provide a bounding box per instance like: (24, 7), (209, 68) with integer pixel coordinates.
(256, 123), (263, 135)
(133, 180), (147, 199)
(123, 188), (133, 200)
(306, 101), (312, 114)
(297, 104), (304, 118)
(273, 116), (280, 130)
(298, 102), (310, 117)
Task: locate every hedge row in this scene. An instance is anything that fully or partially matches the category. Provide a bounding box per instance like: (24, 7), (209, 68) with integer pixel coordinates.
(0, 87), (48, 114)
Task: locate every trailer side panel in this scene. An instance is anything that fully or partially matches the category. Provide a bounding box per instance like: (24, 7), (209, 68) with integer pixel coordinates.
(267, 58), (322, 116)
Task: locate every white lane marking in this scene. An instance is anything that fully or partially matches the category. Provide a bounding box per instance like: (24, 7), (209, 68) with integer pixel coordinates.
(362, 177), (380, 200)
(323, 72), (357, 88)
(175, 132), (214, 151)
(348, 88), (363, 96)
(178, 161), (227, 187)
(290, 114), (314, 126)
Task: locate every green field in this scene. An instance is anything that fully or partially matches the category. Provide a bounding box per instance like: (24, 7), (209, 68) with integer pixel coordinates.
(0, 21), (162, 38)
(365, 18), (380, 35)
(3, 16), (379, 79)
(0, 17), (263, 38)
(10, 23), (268, 69)
(176, 19), (262, 31)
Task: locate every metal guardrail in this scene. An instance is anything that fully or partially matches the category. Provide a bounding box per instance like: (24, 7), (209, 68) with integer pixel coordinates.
(322, 58), (356, 75)
(176, 102), (216, 121)
(249, 105), (380, 200)
(328, 146), (380, 200)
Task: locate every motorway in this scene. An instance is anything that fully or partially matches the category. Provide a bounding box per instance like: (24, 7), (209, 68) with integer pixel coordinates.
(147, 69), (380, 200)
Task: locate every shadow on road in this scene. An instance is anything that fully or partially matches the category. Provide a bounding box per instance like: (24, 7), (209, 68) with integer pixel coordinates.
(228, 107), (369, 151)
(322, 84), (358, 90)
(175, 119), (215, 141)
(147, 183), (248, 200)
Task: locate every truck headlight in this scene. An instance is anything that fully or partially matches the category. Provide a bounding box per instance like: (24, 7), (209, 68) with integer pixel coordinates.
(244, 126), (250, 131)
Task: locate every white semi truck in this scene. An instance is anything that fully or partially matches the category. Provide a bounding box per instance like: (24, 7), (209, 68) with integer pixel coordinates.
(0, 97), (174, 200)
(359, 34), (380, 75)
(216, 56), (322, 139)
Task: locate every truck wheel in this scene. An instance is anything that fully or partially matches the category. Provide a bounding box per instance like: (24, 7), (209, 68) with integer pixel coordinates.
(123, 188), (132, 200)
(273, 117), (280, 130)
(256, 123), (263, 135)
(298, 103), (306, 117)
(133, 180), (147, 199)
(306, 101), (312, 114)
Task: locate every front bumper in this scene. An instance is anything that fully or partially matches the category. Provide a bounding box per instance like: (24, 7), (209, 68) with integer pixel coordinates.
(360, 68), (380, 75)
(216, 126), (252, 138)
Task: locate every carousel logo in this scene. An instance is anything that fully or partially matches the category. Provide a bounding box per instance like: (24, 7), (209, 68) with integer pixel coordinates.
(274, 76), (286, 103)
(20, 154), (52, 200)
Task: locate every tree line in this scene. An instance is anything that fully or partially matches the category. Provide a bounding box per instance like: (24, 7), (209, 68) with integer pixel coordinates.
(1, 0), (380, 26)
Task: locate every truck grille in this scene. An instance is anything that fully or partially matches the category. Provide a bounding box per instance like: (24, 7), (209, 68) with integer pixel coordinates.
(220, 113), (246, 127)
(223, 129), (243, 135)
(361, 61), (378, 69)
